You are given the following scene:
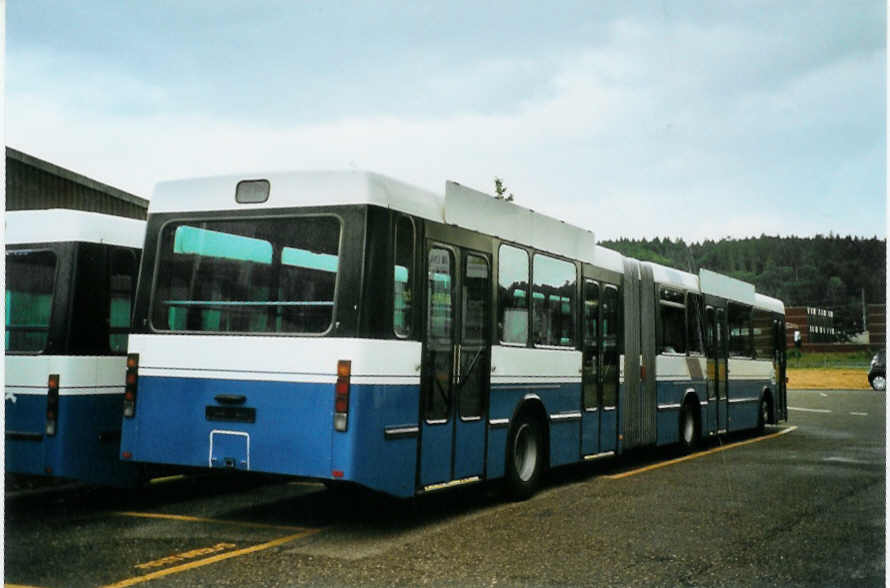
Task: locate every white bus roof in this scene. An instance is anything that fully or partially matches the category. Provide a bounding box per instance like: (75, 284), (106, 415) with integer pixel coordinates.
(145, 171), (784, 314)
(754, 293), (785, 314)
(647, 261), (700, 293)
(444, 180), (600, 265)
(6, 209), (145, 249)
(150, 170), (616, 266)
(150, 170), (445, 222)
(699, 268), (756, 306)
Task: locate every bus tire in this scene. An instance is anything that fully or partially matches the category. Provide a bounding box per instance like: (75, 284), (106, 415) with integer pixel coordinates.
(679, 400), (700, 451)
(757, 395), (770, 433)
(505, 414), (543, 501)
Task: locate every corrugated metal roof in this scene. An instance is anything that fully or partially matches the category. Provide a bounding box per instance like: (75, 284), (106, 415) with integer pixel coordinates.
(6, 147), (148, 220)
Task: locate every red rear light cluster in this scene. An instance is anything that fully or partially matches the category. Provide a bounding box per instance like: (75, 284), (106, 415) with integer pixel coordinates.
(334, 360), (351, 432)
(45, 374), (59, 436)
(123, 353), (139, 418)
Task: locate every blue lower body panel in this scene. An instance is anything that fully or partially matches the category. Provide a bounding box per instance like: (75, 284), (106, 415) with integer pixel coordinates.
(121, 377), (421, 497)
(6, 393), (141, 486)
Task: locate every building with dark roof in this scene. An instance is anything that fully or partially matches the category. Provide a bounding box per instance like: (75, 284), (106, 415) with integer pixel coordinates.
(6, 147), (147, 219)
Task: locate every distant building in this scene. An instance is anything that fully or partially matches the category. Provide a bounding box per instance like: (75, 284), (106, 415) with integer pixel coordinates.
(867, 303), (885, 348)
(785, 306), (836, 346)
(6, 147), (147, 219)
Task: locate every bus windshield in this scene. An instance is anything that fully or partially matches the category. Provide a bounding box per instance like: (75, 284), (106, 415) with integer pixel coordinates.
(151, 216), (341, 334)
(6, 250), (57, 352)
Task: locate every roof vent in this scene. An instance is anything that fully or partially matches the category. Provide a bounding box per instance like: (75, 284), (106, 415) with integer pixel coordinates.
(235, 179), (270, 204)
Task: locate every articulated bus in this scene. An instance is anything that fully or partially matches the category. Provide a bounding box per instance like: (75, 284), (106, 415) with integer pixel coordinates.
(5, 209), (145, 486)
(120, 172), (787, 498)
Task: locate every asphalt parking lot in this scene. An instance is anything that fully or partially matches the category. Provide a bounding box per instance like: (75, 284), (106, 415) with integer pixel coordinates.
(4, 388), (884, 587)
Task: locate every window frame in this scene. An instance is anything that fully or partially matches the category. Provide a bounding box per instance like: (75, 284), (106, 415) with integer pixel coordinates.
(727, 302), (754, 358)
(5, 247), (60, 355)
(107, 247), (139, 354)
(392, 214), (416, 339)
(148, 212), (345, 337)
(497, 242), (531, 347)
(600, 283), (620, 410)
(531, 252), (578, 349)
(686, 293), (704, 357)
(657, 287), (686, 355)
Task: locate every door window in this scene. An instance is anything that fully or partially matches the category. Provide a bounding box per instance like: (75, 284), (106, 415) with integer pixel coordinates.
(601, 285), (619, 408)
(459, 254), (489, 419)
(583, 280), (599, 410)
(425, 248), (454, 422)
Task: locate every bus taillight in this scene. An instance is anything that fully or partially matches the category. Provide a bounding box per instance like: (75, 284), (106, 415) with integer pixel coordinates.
(45, 374), (59, 436)
(123, 353), (139, 418)
(334, 360), (351, 432)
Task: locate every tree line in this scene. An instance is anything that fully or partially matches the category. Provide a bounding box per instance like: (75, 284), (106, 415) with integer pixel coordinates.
(599, 234), (886, 338)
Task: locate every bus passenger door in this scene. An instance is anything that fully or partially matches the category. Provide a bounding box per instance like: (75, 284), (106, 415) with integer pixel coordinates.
(419, 244), (490, 489)
(453, 253), (489, 481)
(581, 280), (601, 456)
(715, 307), (729, 432)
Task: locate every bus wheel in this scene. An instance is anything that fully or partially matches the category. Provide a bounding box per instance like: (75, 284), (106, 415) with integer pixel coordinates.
(757, 396), (769, 433)
(506, 415), (543, 500)
(679, 401), (699, 451)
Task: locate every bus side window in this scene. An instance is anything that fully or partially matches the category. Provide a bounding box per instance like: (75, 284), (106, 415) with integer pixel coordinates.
(752, 308), (773, 359)
(109, 249), (138, 353)
(498, 244), (529, 345)
(658, 288), (685, 354)
(532, 254), (576, 347)
(686, 294), (703, 355)
(393, 215), (415, 338)
(728, 303), (753, 357)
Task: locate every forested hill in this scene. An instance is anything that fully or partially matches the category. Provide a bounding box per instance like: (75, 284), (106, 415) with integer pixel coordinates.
(599, 235), (886, 317)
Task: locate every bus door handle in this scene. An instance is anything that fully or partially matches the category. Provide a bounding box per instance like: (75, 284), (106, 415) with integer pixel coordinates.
(453, 344), (461, 384)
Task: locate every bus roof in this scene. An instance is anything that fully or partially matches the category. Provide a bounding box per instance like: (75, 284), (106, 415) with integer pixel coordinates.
(151, 171), (622, 268)
(146, 171), (781, 312)
(699, 268), (756, 306)
(6, 209), (145, 248)
(647, 261), (699, 293)
(150, 170), (445, 222)
(754, 293), (785, 314)
(444, 180), (605, 267)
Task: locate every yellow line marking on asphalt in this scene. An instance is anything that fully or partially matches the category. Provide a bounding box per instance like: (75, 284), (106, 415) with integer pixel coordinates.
(134, 542), (237, 570)
(6, 584), (47, 588)
(605, 426), (798, 480)
(113, 511), (310, 532)
(148, 474), (187, 484)
(100, 528), (320, 588)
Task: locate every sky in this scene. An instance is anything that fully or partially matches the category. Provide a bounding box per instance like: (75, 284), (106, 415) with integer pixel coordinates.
(5, 1), (886, 242)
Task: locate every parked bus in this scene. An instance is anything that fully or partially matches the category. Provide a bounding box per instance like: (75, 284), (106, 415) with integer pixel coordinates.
(119, 172), (786, 498)
(6, 209), (145, 486)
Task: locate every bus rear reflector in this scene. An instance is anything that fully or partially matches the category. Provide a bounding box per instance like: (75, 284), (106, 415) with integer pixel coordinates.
(123, 353), (139, 418)
(45, 374), (59, 436)
(334, 360), (351, 432)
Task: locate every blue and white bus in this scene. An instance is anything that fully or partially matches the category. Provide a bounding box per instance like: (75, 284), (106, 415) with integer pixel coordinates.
(6, 209), (145, 486)
(119, 173), (786, 498)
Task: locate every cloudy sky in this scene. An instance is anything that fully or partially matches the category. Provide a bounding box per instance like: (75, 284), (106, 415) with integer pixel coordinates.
(6, 1), (886, 241)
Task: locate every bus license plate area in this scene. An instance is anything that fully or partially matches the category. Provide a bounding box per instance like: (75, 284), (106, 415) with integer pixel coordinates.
(205, 405), (256, 423)
(209, 431), (249, 470)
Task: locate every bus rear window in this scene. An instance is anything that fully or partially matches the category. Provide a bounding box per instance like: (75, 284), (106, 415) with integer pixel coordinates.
(6, 250), (56, 352)
(151, 216), (341, 334)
